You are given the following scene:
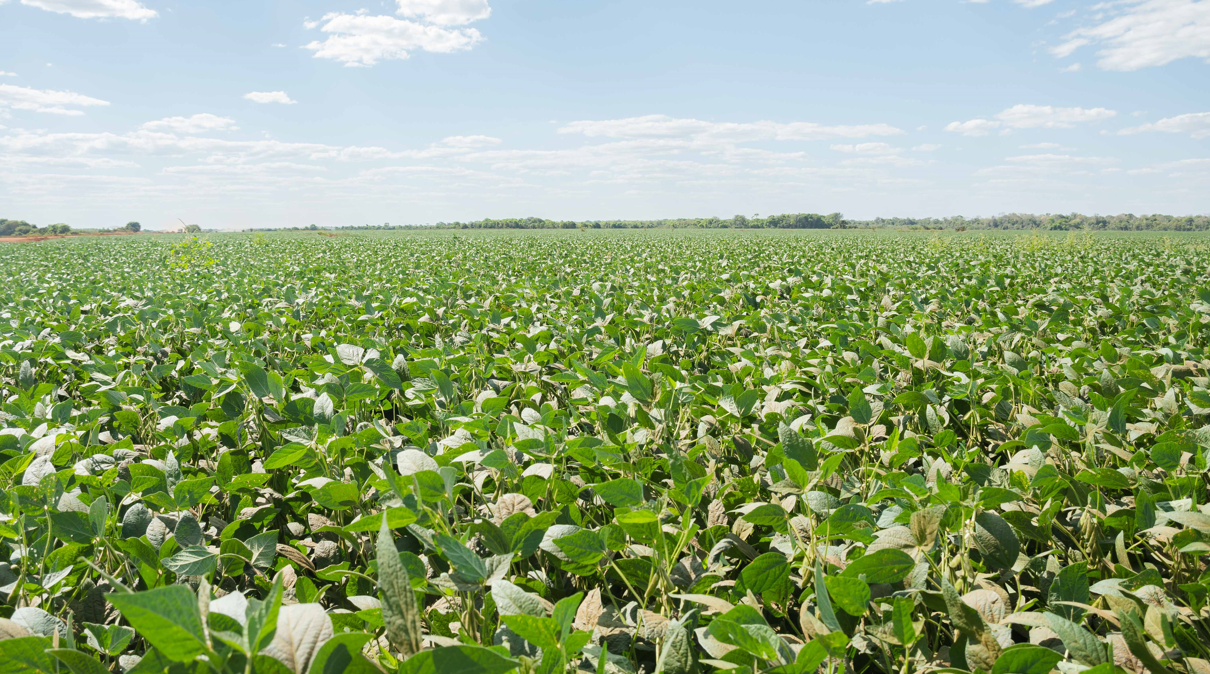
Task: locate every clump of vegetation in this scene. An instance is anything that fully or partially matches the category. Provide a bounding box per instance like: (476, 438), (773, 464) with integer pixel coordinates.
(0, 229), (1209, 674)
(166, 235), (216, 271)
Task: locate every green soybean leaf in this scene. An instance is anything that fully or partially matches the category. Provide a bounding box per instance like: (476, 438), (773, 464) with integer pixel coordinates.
(823, 576), (870, 616)
(841, 549), (915, 584)
(594, 478), (645, 508)
(991, 644), (1064, 674)
(376, 517), (422, 658)
(741, 552), (791, 596)
(397, 645), (520, 674)
(105, 586), (207, 663)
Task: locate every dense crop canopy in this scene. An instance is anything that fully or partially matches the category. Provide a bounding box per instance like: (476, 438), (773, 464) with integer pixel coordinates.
(1, 229), (1209, 674)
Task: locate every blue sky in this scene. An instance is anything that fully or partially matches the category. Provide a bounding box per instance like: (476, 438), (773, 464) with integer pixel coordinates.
(1, 0), (1208, 229)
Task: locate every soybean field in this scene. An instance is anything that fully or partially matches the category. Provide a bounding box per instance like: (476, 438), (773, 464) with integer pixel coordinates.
(1, 229), (1210, 674)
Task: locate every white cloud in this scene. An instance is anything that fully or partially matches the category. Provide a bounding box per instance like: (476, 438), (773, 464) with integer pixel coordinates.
(973, 154), (1117, 182)
(1014, 0), (1056, 7)
(440, 135), (501, 148)
(244, 91), (296, 104)
(945, 119), (1000, 136)
(0, 83), (109, 115)
(15, 0), (156, 20)
(271, 43), (286, 48)
(558, 114), (903, 142)
(1062, 62), (1082, 72)
(840, 155), (930, 167)
(912, 144), (941, 151)
(1051, 0), (1210, 71)
(1118, 111), (1210, 138)
(0, 72), (16, 77)
(829, 142), (901, 154)
(995, 104), (1116, 128)
(303, 13), (483, 66)
(396, 0), (490, 26)
(1005, 153), (1117, 167)
(141, 114), (238, 134)
(946, 104), (1116, 135)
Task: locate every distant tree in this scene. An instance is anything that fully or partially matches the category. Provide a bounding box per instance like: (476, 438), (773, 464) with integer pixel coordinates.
(0, 219), (31, 236)
(124, 221), (142, 232)
(14, 224), (35, 236)
(46, 223), (72, 235)
(184, 224), (202, 233)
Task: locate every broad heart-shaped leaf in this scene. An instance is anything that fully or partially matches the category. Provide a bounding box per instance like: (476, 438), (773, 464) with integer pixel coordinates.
(88, 495), (108, 538)
(307, 633), (379, 674)
(397, 645), (520, 674)
(840, 549), (915, 584)
(500, 614), (561, 650)
(779, 422), (818, 470)
(343, 507), (417, 532)
(593, 478), (645, 507)
(991, 644), (1064, 674)
(553, 529), (606, 566)
(552, 593), (582, 641)
(905, 332), (927, 360)
(49, 511), (93, 544)
(741, 552), (791, 596)
(1048, 562), (1090, 621)
(622, 362), (653, 403)
(1044, 612), (1107, 667)
(48, 650), (110, 674)
(106, 586), (208, 663)
(910, 505), (946, 550)
(260, 604), (333, 672)
(313, 393), (335, 424)
(707, 619), (782, 662)
(162, 546), (218, 577)
(376, 517), (422, 657)
(491, 579), (548, 617)
(823, 576), (870, 616)
(0, 636), (54, 673)
(892, 597), (917, 647)
(175, 513), (204, 548)
(246, 530), (279, 569)
(1118, 609), (1175, 674)
(973, 511), (1020, 569)
(83, 622), (134, 656)
(165, 450), (182, 496)
(940, 576), (988, 638)
(240, 361), (272, 399)
(310, 482), (359, 510)
(435, 533), (488, 582)
(174, 477), (215, 509)
(363, 358), (402, 390)
(848, 388), (873, 425)
(655, 610), (696, 674)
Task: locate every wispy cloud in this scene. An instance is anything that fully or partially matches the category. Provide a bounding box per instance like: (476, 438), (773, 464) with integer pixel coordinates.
(244, 91), (297, 104)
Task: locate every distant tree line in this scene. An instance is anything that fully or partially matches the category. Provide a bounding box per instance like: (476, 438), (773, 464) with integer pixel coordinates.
(10, 212), (1210, 236)
(0, 219), (145, 237)
(852, 213), (1210, 231)
(293, 212), (1210, 232)
(0, 220), (73, 237)
(273, 213), (851, 231)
